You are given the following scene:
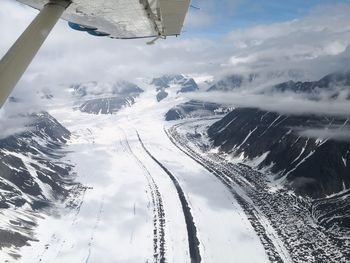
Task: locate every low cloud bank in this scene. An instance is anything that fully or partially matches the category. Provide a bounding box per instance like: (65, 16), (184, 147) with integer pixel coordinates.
(1, 1), (350, 95)
(189, 90), (350, 117)
(298, 128), (350, 142)
(1, 1), (350, 131)
(0, 107), (32, 140)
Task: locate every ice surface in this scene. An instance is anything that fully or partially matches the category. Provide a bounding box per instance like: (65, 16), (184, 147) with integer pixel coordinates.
(9, 84), (270, 263)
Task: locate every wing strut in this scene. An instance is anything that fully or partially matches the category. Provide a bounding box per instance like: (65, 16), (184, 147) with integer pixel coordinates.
(0, 0), (71, 107)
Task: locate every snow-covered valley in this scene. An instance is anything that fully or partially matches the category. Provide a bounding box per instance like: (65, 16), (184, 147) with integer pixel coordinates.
(0, 74), (349, 262)
(1, 83), (269, 262)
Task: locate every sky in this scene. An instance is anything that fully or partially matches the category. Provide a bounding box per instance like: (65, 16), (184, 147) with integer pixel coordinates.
(1, 1), (350, 86)
(187, 0), (350, 37)
(0, 0), (350, 103)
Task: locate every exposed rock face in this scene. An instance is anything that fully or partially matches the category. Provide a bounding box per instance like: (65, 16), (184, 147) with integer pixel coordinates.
(208, 108), (350, 197)
(208, 71), (350, 100)
(78, 96), (138, 114)
(205, 71), (350, 197)
(207, 74), (247, 92)
(207, 107), (350, 234)
(176, 78), (198, 93)
(203, 71), (350, 239)
(165, 100), (230, 121)
(152, 75), (199, 102)
(152, 74), (198, 92)
(156, 90), (168, 102)
(0, 112), (77, 255)
(268, 71), (350, 100)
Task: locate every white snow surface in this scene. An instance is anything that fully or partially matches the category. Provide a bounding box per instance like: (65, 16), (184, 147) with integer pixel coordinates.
(11, 88), (269, 263)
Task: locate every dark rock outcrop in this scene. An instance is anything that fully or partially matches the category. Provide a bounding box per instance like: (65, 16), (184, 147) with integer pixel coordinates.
(165, 100), (230, 121)
(207, 73), (258, 92)
(152, 75), (198, 102)
(156, 90), (168, 102)
(0, 112), (76, 255)
(208, 108), (350, 198)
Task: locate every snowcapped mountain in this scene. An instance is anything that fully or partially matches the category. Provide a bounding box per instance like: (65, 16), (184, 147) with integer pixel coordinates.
(162, 70), (350, 197)
(207, 70), (310, 92)
(207, 108), (350, 197)
(162, 71), (350, 255)
(207, 74), (253, 92)
(208, 71), (350, 101)
(269, 71), (350, 100)
(152, 74), (199, 102)
(156, 89), (169, 102)
(206, 107), (350, 241)
(0, 112), (80, 258)
(72, 81), (144, 114)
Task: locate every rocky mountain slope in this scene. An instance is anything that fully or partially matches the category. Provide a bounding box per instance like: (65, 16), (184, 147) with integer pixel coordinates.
(207, 74), (254, 92)
(165, 100), (232, 121)
(205, 71), (350, 198)
(152, 75), (199, 102)
(208, 108), (350, 197)
(202, 72), (350, 237)
(267, 71), (350, 100)
(0, 112), (79, 258)
(208, 70), (350, 95)
(207, 107), (350, 236)
(163, 72), (350, 239)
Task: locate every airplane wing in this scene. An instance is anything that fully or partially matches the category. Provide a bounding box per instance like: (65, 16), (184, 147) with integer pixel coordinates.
(0, 0), (191, 107)
(16, 0), (191, 39)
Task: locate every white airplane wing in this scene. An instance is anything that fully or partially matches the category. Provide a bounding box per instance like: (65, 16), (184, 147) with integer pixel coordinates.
(0, 0), (191, 107)
(16, 0), (191, 38)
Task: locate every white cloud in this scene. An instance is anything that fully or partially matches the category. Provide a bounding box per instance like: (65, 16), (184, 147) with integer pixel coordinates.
(223, 5), (350, 77)
(0, 103), (35, 139)
(298, 128), (350, 142)
(187, 90), (350, 117)
(1, 1), (350, 106)
(0, 116), (30, 139)
(185, 12), (214, 28)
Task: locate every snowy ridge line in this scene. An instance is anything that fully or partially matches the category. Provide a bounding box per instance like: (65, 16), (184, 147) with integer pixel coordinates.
(136, 131), (202, 263)
(118, 129), (166, 263)
(164, 126), (292, 263)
